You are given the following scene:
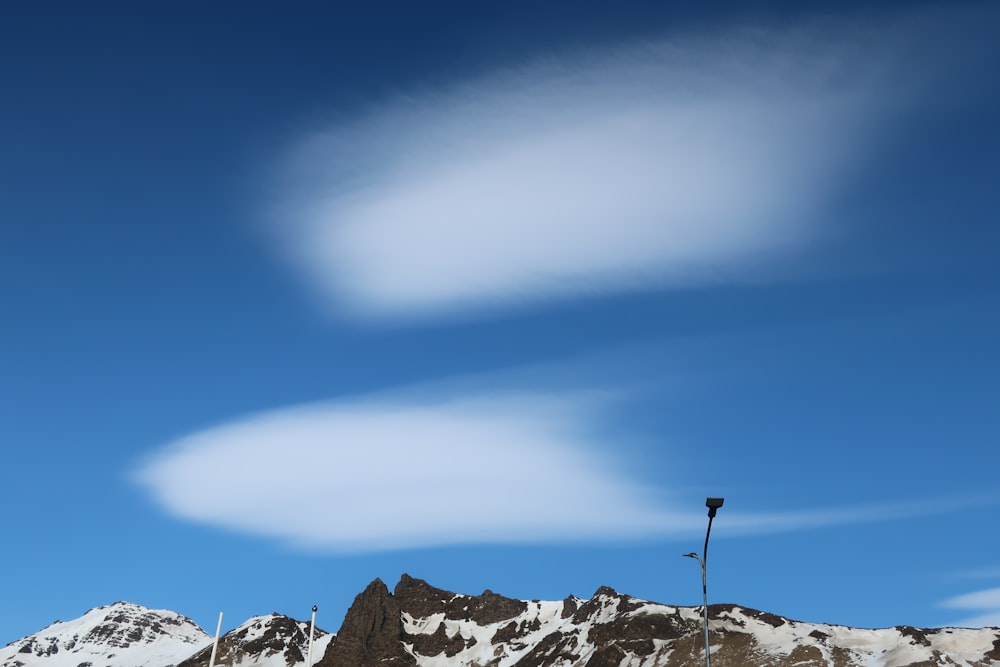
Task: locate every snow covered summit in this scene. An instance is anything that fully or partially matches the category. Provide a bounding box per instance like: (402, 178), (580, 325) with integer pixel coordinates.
(0, 601), (210, 667)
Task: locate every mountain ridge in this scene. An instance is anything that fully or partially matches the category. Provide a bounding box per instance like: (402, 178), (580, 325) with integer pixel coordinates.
(0, 601), (211, 667)
(4, 576), (999, 667)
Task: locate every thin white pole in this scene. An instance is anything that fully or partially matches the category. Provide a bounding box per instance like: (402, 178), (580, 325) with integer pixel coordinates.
(305, 605), (317, 666)
(208, 611), (223, 667)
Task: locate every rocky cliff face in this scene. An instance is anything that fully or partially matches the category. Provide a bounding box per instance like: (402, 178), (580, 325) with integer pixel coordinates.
(311, 578), (413, 667)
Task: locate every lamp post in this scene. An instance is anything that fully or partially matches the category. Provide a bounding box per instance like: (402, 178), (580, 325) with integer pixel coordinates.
(684, 497), (724, 667)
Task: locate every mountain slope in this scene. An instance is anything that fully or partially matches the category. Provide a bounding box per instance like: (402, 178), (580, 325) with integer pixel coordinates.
(315, 574), (1000, 667)
(177, 613), (332, 667)
(4, 579), (1000, 667)
(0, 601), (210, 667)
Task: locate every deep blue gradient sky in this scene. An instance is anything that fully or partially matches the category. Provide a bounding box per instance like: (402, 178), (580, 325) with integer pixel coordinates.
(2, 0), (999, 643)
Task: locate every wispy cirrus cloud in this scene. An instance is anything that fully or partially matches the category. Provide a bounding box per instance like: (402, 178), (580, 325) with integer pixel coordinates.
(941, 587), (1000, 628)
(269, 18), (915, 321)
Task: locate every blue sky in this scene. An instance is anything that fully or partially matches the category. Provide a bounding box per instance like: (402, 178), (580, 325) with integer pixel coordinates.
(2, 0), (999, 644)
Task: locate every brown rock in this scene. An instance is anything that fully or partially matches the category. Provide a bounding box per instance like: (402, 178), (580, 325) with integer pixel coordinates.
(315, 579), (415, 667)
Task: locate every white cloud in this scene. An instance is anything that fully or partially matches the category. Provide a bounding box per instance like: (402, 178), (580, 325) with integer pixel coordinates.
(271, 21), (899, 320)
(941, 587), (1000, 628)
(133, 378), (988, 553)
(722, 496), (989, 536)
(944, 587), (1000, 609)
(949, 612), (1000, 629)
(133, 390), (701, 552)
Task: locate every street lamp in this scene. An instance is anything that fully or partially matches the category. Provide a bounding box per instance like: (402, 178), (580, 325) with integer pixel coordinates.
(683, 497), (724, 667)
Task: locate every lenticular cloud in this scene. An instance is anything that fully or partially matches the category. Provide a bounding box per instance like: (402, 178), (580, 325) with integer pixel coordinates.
(133, 387), (976, 551)
(134, 392), (692, 552)
(273, 24), (893, 319)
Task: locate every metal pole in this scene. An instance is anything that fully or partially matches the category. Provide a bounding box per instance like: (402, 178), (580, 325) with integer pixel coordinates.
(704, 513), (715, 570)
(685, 498), (723, 667)
(208, 611), (223, 667)
(306, 605), (317, 666)
(700, 556), (709, 667)
(702, 512), (714, 667)
(684, 553), (710, 667)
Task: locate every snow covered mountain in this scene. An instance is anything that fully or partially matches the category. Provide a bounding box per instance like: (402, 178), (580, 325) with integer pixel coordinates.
(4, 577), (1000, 667)
(314, 575), (1000, 667)
(0, 601), (210, 667)
(177, 613), (333, 667)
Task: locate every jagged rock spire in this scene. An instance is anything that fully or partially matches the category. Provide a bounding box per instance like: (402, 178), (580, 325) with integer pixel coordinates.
(315, 578), (414, 667)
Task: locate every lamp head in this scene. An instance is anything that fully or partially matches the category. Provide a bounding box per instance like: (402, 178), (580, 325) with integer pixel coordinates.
(683, 552), (704, 569)
(312, 605), (318, 613)
(706, 497), (724, 518)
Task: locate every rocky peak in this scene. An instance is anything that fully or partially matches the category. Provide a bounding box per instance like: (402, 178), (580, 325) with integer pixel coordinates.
(393, 574), (454, 619)
(394, 574), (527, 626)
(314, 579), (414, 667)
(569, 585), (642, 625)
(79, 601), (206, 647)
(461, 590), (528, 626)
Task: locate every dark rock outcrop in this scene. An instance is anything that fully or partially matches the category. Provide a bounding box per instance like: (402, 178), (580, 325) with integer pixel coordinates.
(394, 573), (527, 626)
(393, 575), (455, 619)
(986, 636), (1000, 662)
(315, 579), (414, 667)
